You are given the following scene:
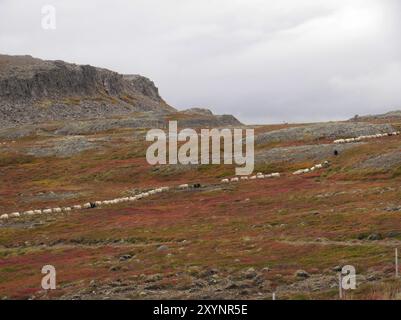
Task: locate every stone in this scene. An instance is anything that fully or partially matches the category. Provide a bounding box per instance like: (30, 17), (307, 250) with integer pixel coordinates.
(295, 270), (310, 279)
(367, 233), (382, 241)
(157, 245), (169, 252)
(119, 254), (132, 262)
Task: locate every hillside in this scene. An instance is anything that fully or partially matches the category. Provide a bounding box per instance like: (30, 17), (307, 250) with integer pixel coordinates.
(2, 57), (401, 301)
(0, 54), (241, 129)
(0, 106), (400, 299)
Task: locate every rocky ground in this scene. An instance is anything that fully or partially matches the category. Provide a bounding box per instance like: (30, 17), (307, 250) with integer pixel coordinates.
(255, 143), (365, 164)
(255, 122), (395, 145)
(0, 113), (401, 300)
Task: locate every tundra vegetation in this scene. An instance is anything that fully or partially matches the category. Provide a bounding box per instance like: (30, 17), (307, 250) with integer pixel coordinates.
(0, 115), (401, 300)
(1, 55), (401, 300)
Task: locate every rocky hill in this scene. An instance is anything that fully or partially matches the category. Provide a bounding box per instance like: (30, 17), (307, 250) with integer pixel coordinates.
(0, 54), (176, 127)
(350, 110), (401, 122)
(0, 54), (241, 129)
(255, 122), (395, 145)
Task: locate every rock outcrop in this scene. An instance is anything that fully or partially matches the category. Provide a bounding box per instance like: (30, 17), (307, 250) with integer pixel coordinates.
(350, 110), (401, 122)
(0, 54), (242, 129)
(0, 54), (174, 127)
(255, 122), (395, 145)
(181, 108), (214, 116)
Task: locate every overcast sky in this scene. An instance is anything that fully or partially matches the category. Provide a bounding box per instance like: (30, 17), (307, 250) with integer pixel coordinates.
(0, 0), (400, 124)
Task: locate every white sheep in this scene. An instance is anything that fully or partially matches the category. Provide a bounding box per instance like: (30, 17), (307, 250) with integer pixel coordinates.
(179, 184), (189, 189)
(314, 164), (323, 169)
(43, 209), (52, 214)
(231, 177), (239, 182)
(293, 170), (303, 175)
(24, 210), (35, 216)
(240, 176), (249, 180)
(271, 173), (280, 178)
(221, 179), (230, 183)
(53, 208), (62, 213)
(142, 192), (150, 197)
(249, 176), (257, 180)
(63, 207), (72, 212)
(0, 214), (9, 220)
(73, 205), (82, 210)
(10, 212), (20, 218)
(34, 210), (42, 215)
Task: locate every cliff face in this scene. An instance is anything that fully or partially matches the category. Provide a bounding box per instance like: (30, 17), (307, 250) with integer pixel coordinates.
(0, 54), (175, 127)
(0, 54), (243, 129)
(0, 55), (169, 102)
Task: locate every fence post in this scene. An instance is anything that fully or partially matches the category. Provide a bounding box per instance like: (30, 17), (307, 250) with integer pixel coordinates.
(396, 248), (399, 278)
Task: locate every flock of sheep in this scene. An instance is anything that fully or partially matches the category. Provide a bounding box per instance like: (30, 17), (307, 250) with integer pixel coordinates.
(1, 130), (399, 222)
(221, 161), (330, 183)
(0, 166), (310, 221)
(221, 172), (281, 184)
(0, 141), (16, 146)
(333, 131), (400, 144)
(0, 187), (170, 221)
(292, 161), (330, 175)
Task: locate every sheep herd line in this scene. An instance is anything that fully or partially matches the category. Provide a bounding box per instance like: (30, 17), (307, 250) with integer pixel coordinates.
(0, 187), (171, 221)
(0, 162), (331, 221)
(0, 141), (16, 146)
(0, 130), (399, 221)
(333, 131), (400, 144)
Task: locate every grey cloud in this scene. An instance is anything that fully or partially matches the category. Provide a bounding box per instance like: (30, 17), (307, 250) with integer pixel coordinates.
(0, 0), (400, 124)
